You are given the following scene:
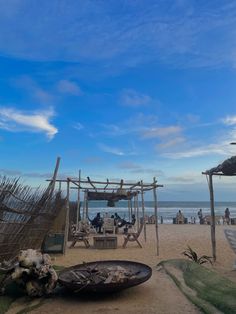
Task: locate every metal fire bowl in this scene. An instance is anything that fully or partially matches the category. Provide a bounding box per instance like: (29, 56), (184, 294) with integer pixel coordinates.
(58, 260), (152, 293)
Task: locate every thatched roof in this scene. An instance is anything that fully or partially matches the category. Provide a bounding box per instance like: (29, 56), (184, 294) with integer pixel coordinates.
(205, 155), (236, 175)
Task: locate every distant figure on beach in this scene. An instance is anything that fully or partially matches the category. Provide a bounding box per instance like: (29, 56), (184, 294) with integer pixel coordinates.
(224, 208), (230, 225)
(176, 210), (184, 224)
(198, 208), (203, 224)
(161, 216), (163, 224)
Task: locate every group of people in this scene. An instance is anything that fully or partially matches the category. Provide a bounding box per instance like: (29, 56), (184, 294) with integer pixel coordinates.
(89, 212), (136, 233)
(175, 207), (231, 225)
(198, 207), (231, 225)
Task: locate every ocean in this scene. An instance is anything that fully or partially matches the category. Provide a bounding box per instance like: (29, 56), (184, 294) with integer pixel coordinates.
(85, 201), (236, 224)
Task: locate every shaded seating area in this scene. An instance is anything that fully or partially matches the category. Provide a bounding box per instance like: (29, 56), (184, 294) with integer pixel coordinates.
(47, 175), (163, 255)
(122, 222), (144, 248)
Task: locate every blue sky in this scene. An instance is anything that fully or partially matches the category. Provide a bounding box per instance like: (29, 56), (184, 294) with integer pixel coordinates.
(1, 0), (236, 201)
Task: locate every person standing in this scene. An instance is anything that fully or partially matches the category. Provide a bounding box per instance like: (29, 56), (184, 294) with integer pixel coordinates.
(198, 209), (203, 224)
(225, 208), (230, 225)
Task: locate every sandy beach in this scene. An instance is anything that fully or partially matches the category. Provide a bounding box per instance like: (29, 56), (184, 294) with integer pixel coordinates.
(13, 224), (235, 314)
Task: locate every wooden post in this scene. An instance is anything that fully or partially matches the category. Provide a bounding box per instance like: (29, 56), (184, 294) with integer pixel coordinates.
(46, 156), (61, 199)
(136, 194), (140, 229)
(131, 197), (133, 217)
(208, 174), (216, 261)
(141, 181), (146, 242)
(128, 199), (131, 221)
(85, 190), (88, 219)
(76, 170), (81, 227)
(85, 190), (89, 219)
(63, 178), (70, 255)
(82, 190), (86, 220)
(153, 177), (159, 256)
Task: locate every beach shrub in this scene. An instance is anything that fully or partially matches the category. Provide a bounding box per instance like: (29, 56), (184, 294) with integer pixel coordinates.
(182, 246), (213, 265)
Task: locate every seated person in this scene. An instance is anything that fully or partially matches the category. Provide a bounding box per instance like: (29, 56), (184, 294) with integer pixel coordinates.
(121, 214), (136, 233)
(114, 212), (121, 226)
(176, 210), (184, 224)
(89, 212), (103, 233)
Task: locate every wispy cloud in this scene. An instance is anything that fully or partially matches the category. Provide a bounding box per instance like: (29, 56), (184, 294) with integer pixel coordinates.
(1, 1), (235, 69)
(14, 76), (53, 104)
(0, 107), (58, 139)
(141, 126), (182, 139)
(157, 137), (186, 149)
(163, 117), (236, 158)
(98, 143), (125, 156)
(73, 122), (84, 130)
(98, 143), (137, 156)
(120, 89), (152, 107)
(57, 80), (82, 96)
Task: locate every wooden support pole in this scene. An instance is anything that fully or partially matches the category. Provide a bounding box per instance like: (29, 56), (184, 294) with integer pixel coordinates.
(85, 190), (89, 219)
(76, 170), (81, 228)
(63, 178), (70, 255)
(128, 199), (131, 221)
(153, 177), (159, 256)
(130, 197), (133, 217)
(136, 194), (140, 229)
(208, 174), (216, 261)
(47, 156), (61, 199)
(82, 190), (86, 220)
(141, 181), (146, 242)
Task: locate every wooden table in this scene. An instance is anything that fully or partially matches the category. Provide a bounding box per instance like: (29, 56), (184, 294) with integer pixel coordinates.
(93, 235), (117, 249)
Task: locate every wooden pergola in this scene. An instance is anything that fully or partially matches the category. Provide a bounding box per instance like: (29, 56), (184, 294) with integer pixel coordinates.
(202, 156), (236, 261)
(47, 173), (163, 255)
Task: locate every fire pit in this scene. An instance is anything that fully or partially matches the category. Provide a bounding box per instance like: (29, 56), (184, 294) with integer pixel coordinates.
(58, 260), (152, 293)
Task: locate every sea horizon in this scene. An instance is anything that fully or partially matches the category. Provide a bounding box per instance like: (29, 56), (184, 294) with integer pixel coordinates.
(77, 200), (236, 224)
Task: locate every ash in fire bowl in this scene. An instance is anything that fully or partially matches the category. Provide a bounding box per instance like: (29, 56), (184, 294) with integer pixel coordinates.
(58, 260), (152, 293)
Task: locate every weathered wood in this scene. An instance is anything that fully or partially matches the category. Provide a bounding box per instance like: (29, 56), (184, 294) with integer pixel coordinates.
(128, 199), (131, 221)
(76, 170), (81, 227)
(153, 177), (159, 256)
(85, 190), (89, 219)
(141, 181), (146, 242)
(63, 179), (70, 255)
(208, 174), (216, 261)
(47, 178), (160, 188)
(136, 194), (140, 230)
(46, 157), (61, 199)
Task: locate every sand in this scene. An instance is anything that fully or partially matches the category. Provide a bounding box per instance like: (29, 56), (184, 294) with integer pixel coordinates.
(9, 224), (236, 314)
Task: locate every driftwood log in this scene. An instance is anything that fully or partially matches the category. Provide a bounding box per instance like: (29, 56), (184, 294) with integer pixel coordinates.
(0, 249), (57, 297)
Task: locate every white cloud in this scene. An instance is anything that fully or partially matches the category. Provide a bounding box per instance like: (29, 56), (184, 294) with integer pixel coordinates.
(222, 115), (236, 126)
(154, 114), (236, 158)
(57, 80), (82, 96)
(98, 143), (125, 156)
(141, 126), (182, 139)
(163, 139), (236, 159)
(0, 107), (58, 139)
(120, 89), (152, 107)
